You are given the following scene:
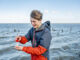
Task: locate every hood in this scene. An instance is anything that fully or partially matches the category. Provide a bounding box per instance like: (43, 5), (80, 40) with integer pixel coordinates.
(35, 21), (51, 32)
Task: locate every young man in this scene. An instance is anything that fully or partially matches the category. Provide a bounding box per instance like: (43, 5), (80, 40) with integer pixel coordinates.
(15, 10), (52, 60)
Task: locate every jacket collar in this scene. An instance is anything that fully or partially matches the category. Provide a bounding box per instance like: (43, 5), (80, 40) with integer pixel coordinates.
(33, 21), (51, 32)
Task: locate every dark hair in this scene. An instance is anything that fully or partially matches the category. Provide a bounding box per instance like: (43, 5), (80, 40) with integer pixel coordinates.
(30, 10), (42, 21)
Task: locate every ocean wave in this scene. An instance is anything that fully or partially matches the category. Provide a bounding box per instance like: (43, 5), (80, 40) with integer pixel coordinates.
(0, 36), (15, 39)
(0, 45), (16, 56)
(9, 55), (30, 60)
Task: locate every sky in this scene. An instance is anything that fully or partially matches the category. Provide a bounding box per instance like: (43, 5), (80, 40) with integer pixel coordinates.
(0, 0), (80, 23)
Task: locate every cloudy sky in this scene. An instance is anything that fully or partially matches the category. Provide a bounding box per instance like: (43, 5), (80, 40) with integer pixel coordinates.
(0, 0), (80, 23)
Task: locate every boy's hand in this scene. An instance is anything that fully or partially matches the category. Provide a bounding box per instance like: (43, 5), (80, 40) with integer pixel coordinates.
(15, 36), (21, 42)
(14, 46), (23, 51)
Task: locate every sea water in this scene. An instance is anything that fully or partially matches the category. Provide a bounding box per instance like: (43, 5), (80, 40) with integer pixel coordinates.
(0, 23), (80, 60)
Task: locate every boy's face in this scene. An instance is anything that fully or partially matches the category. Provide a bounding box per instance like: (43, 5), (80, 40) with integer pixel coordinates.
(30, 18), (42, 28)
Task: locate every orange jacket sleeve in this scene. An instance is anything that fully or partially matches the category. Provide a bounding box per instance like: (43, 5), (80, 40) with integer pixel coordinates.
(16, 36), (28, 44)
(22, 45), (47, 55)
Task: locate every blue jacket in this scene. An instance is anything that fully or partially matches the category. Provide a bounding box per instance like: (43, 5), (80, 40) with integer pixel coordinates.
(25, 21), (52, 60)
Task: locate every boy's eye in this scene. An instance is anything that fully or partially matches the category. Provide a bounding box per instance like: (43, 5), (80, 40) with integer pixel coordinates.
(31, 21), (36, 23)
